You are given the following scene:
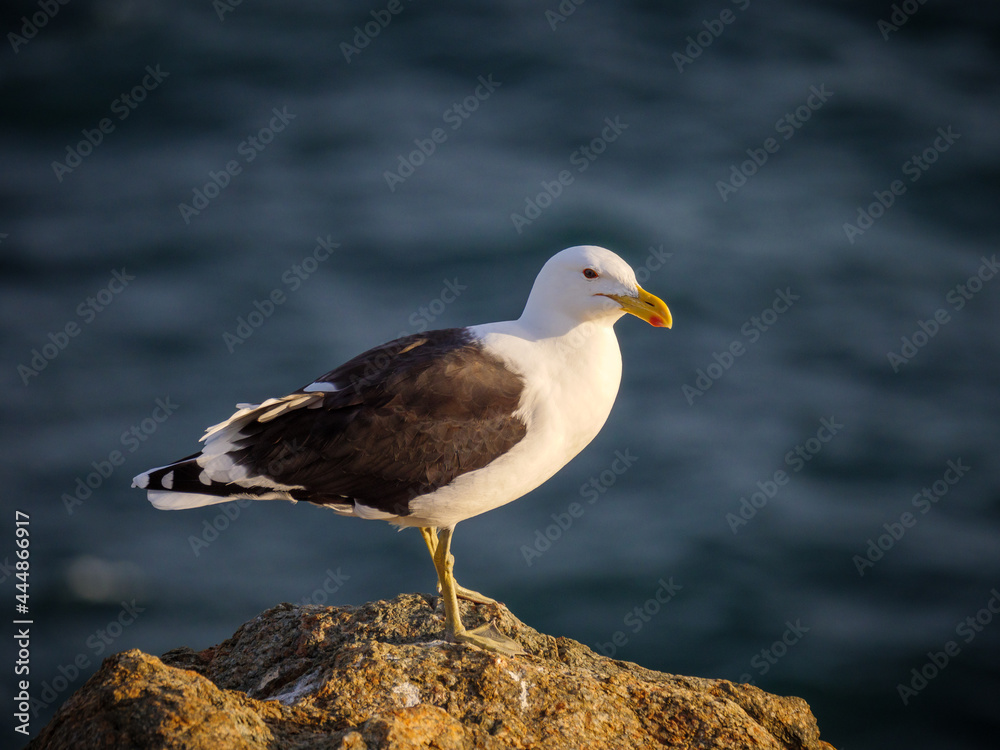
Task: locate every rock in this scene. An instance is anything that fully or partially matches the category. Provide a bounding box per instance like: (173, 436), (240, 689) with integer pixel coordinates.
(29, 594), (835, 749)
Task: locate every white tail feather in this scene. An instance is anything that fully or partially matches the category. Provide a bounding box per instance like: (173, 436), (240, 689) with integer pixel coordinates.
(147, 490), (237, 510)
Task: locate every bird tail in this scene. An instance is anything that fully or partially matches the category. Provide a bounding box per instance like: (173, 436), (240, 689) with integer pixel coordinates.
(132, 453), (280, 510)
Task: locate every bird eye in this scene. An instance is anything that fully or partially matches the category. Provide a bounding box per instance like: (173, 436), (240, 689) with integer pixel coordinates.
(583, 268), (599, 279)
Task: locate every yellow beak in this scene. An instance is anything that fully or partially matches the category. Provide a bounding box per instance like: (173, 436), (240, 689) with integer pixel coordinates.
(602, 286), (672, 328)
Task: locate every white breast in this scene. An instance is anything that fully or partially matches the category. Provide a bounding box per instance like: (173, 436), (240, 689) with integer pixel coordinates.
(401, 318), (623, 529)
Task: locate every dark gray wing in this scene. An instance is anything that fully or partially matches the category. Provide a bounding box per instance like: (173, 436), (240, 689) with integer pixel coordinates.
(149, 328), (528, 516)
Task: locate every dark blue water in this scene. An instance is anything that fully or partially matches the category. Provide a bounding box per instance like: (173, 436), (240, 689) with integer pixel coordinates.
(3, 1), (999, 746)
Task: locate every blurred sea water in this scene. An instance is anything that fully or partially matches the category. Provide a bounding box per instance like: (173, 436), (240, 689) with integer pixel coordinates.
(2, 1), (999, 747)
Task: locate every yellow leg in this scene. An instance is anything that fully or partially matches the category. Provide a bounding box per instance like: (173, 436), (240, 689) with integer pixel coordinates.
(425, 526), (524, 656)
(420, 527), (497, 604)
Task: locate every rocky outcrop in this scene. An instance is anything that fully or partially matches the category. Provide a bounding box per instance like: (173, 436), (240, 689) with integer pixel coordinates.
(29, 593), (834, 749)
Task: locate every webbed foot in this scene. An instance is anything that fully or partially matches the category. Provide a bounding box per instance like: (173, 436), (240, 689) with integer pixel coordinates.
(453, 622), (525, 656)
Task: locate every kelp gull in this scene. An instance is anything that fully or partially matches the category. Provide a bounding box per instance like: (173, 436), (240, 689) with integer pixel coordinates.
(134, 245), (672, 655)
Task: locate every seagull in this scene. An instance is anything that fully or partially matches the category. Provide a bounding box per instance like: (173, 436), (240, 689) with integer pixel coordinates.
(133, 245), (671, 655)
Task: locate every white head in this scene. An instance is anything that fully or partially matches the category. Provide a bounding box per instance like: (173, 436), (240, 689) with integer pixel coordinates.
(519, 245), (672, 334)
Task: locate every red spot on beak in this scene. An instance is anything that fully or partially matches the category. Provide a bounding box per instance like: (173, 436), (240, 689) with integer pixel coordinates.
(649, 315), (667, 328)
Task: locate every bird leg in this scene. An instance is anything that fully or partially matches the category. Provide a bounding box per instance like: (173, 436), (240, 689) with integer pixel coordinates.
(420, 527), (496, 604)
(426, 526), (524, 656)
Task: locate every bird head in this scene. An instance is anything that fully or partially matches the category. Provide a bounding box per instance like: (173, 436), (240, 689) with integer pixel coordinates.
(522, 245), (672, 330)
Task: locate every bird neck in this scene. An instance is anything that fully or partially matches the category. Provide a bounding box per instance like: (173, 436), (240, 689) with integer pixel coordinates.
(516, 304), (624, 341)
